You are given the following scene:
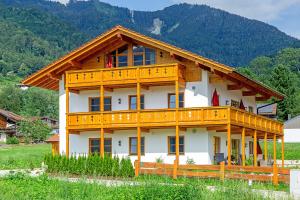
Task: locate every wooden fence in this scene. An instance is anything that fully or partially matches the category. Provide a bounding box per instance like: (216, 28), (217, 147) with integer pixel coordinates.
(135, 161), (290, 185)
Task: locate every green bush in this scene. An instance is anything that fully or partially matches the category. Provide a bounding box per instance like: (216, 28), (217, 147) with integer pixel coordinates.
(6, 136), (19, 144)
(44, 154), (134, 178)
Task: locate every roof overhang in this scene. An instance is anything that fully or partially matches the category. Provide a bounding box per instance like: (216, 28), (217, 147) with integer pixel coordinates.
(22, 25), (284, 101)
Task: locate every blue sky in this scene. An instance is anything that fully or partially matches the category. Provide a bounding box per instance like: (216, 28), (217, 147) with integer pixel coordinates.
(56, 0), (300, 39)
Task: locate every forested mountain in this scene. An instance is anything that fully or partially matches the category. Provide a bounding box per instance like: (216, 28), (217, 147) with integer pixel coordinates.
(0, 0), (299, 120)
(0, 0), (299, 70)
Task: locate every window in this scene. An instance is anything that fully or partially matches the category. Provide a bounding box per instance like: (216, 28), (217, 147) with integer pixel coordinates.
(249, 141), (254, 155)
(89, 97), (112, 112)
(129, 95), (144, 110)
(106, 45), (128, 67)
(89, 97), (100, 112)
(129, 137), (145, 155)
(248, 106), (254, 113)
(89, 138), (112, 155)
(104, 97), (112, 111)
(231, 99), (239, 108)
(213, 136), (221, 155)
(168, 136), (184, 155)
(168, 93), (184, 108)
(133, 45), (156, 66)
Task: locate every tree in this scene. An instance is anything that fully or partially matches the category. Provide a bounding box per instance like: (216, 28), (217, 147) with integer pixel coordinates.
(270, 64), (297, 120)
(17, 119), (51, 143)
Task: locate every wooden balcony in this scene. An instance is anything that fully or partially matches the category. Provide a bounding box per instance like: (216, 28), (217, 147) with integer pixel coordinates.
(67, 107), (283, 134)
(66, 63), (185, 89)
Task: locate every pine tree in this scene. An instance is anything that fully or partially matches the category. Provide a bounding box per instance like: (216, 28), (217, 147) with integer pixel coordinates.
(270, 64), (297, 120)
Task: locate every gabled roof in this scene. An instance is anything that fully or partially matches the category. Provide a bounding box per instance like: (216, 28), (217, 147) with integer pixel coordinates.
(22, 25), (284, 100)
(0, 109), (23, 123)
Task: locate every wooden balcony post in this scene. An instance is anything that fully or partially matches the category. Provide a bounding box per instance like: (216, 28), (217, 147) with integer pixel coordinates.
(273, 134), (277, 165)
(65, 86), (69, 157)
(137, 127), (141, 163)
(273, 163), (278, 186)
(136, 82), (141, 176)
(227, 124), (231, 166)
(100, 128), (104, 157)
(242, 127), (245, 166)
(175, 80), (179, 165)
(264, 132), (268, 161)
(100, 85), (104, 157)
(281, 135), (284, 168)
(254, 130), (257, 167)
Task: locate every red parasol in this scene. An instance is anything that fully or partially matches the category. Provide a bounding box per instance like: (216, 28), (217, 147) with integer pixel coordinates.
(106, 55), (112, 68)
(212, 89), (219, 106)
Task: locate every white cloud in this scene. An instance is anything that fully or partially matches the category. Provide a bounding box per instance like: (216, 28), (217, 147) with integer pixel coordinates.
(172, 0), (300, 21)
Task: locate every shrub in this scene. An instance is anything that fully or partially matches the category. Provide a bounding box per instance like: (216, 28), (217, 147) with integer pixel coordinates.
(6, 136), (19, 144)
(155, 157), (164, 163)
(44, 154), (134, 178)
(186, 157), (195, 165)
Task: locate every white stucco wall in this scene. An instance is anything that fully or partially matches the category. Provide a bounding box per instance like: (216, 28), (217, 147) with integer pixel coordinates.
(284, 129), (300, 143)
(59, 70), (257, 163)
(209, 81), (257, 113)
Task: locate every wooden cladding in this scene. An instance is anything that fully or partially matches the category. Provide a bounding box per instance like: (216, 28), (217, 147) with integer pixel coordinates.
(67, 107), (283, 134)
(65, 63), (185, 88)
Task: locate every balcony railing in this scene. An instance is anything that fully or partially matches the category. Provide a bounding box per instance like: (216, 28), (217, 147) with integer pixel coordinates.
(66, 63), (185, 88)
(67, 107), (283, 134)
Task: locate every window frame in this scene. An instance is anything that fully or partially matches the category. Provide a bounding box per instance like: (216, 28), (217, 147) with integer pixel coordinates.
(128, 95), (145, 110)
(133, 45), (156, 66)
(129, 137), (145, 155)
(88, 96), (112, 112)
(106, 44), (129, 68)
(168, 93), (184, 109)
(89, 138), (112, 155)
(168, 136), (184, 155)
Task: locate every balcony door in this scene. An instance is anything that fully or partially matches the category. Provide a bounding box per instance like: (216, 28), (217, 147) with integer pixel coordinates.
(231, 139), (240, 162)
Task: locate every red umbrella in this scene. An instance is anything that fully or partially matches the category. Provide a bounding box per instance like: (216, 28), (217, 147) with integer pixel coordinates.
(239, 99), (245, 110)
(212, 89), (219, 106)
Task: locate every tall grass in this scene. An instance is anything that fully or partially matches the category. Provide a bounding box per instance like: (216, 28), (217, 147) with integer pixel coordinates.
(0, 174), (274, 200)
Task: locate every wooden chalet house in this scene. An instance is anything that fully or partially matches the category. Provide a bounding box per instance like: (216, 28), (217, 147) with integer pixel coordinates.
(22, 26), (285, 171)
(0, 109), (23, 142)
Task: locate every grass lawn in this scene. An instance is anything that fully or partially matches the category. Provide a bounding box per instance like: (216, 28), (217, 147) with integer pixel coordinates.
(0, 174), (275, 200)
(260, 142), (300, 160)
(0, 143), (51, 169)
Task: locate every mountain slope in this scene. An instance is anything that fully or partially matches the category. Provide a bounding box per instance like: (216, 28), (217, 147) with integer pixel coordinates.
(1, 0), (299, 67)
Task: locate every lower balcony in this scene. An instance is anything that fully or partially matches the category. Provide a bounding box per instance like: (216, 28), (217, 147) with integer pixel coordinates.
(67, 107), (283, 134)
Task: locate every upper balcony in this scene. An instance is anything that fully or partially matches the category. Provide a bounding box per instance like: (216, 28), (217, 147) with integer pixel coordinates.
(65, 63), (185, 89)
(67, 107), (283, 135)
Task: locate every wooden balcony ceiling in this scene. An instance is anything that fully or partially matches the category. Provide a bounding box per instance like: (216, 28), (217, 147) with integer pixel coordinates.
(22, 25), (284, 101)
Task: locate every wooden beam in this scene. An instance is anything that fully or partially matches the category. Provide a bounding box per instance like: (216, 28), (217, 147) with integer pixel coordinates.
(281, 135), (284, 168)
(141, 85), (149, 90)
(69, 60), (82, 68)
(104, 129), (114, 134)
(104, 87), (114, 92)
(242, 91), (257, 96)
(264, 132), (268, 161)
(254, 130), (257, 166)
(256, 96), (270, 101)
(273, 134), (277, 164)
(227, 124), (231, 166)
(179, 127), (187, 132)
(69, 89), (79, 94)
(140, 128), (149, 133)
(100, 128), (104, 157)
(70, 131), (80, 135)
(227, 84), (243, 90)
(207, 125), (228, 131)
(66, 86), (69, 158)
(242, 127), (245, 166)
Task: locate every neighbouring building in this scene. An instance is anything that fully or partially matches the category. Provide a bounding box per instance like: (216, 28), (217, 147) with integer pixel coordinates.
(284, 115), (300, 143)
(0, 109), (23, 142)
(22, 26), (284, 169)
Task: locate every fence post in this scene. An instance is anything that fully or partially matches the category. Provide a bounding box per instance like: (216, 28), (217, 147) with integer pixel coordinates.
(220, 161), (225, 181)
(134, 160), (139, 177)
(173, 159), (178, 179)
(273, 163), (278, 185)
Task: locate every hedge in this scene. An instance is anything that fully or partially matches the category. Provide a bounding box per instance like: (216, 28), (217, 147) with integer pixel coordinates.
(44, 154), (134, 178)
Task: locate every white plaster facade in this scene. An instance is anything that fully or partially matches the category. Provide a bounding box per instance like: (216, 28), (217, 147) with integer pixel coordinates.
(59, 70), (257, 165)
(284, 115), (300, 143)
